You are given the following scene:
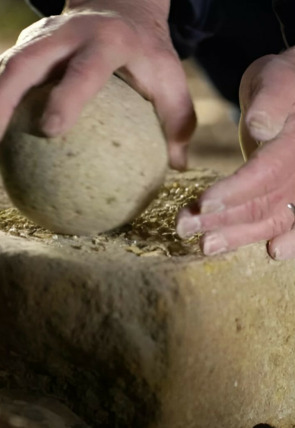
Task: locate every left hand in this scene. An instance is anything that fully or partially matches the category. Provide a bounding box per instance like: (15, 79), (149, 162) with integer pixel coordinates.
(0, 1), (196, 171)
(177, 49), (295, 260)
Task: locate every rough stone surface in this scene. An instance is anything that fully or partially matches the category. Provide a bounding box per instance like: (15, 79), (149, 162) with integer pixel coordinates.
(0, 169), (294, 428)
(0, 76), (167, 235)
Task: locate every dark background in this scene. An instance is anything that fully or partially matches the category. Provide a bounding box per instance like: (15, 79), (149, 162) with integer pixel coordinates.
(0, 0), (37, 42)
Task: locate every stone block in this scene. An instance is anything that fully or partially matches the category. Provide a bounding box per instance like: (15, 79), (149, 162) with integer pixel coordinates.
(0, 169), (294, 428)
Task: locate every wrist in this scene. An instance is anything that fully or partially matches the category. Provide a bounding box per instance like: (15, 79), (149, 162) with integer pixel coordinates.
(65, 0), (170, 20)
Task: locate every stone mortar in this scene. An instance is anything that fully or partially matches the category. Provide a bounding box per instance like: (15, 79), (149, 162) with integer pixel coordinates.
(0, 169), (294, 428)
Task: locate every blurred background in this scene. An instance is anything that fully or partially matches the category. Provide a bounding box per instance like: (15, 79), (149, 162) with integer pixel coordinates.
(0, 0), (243, 176)
(0, 0), (36, 43)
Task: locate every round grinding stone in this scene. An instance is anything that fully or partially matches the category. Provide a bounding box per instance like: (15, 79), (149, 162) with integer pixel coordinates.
(0, 76), (168, 235)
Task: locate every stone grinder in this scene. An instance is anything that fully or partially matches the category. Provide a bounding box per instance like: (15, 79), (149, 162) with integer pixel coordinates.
(0, 75), (168, 235)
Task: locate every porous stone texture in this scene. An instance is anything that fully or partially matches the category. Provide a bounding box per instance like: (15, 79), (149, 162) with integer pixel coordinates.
(0, 76), (167, 235)
(0, 169), (294, 428)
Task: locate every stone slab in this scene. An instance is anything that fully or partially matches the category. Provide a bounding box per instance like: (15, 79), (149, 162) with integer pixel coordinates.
(0, 169), (294, 428)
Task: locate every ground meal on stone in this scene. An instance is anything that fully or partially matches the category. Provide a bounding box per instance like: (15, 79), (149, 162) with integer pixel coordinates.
(0, 170), (220, 257)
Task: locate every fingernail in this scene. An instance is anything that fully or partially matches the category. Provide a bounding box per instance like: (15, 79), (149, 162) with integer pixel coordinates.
(169, 144), (187, 171)
(271, 246), (291, 261)
(201, 199), (224, 214)
(41, 114), (61, 136)
(247, 111), (281, 141)
(272, 247), (282, 260)
(176, 215), (201, 239)
(203, 233), (228, 256)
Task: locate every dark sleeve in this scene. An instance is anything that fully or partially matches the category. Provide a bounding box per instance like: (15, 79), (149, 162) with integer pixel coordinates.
(27, 0), (218, 59)
(25, 0), (65, 16)
(273, 0), (295, 47)
(168, 0), (220, 59)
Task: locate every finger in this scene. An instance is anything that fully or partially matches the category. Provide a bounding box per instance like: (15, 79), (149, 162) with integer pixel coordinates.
(268, 228), (295, 260)
(177, 171), (295, 238)
(196, 113), (295, 214)
(201, 206), (293, 256)
(127, 51), (196, 171)
(152, 55), (196, 170)
(0, 38), (73, 140)
(240, 54), (295, 142)
(15, 16), (67, 45)
(40, 46), (120, 136)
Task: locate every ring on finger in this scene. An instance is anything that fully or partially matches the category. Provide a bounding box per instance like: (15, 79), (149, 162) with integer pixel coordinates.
(287, 203), (295, 228)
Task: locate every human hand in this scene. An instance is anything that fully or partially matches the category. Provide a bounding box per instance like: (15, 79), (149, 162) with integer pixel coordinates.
(177, 50), (295, 259)
(0, 0), (196, 170)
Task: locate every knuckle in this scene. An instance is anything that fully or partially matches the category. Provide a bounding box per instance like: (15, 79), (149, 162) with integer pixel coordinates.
(68, 58), (95, 80)
(16, 17), (66, 47)
(3, 45), (40, 74)
(268, 216), (287, 237)
(240, 55), (277, 104)
(215, 211), (230, 227)
(249, 153), (283, 193)
(3, 54), (23, 74)
(20, 17), (50, 34)
(64, 13), (86, 30)
(17, 26), (32, 43)
(242, 54), (276, 81)
(19, 17), (58, 40)
(246, 195), (273, 223)
(35, 16), (59, 30)
(102, 18), (135, 49)
(39, 16), (56, 27)
(245, 198), (268, 222)
(66, 15), (137, 54)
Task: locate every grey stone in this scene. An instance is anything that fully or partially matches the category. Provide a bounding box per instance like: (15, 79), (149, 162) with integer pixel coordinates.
(0, 391), (89, 428)
(0, 169), (294, 428)
(0, 76), (167, 235)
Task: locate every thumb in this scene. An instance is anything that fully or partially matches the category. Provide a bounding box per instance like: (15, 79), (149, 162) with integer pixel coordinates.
(238, 112), (260, 160)
(240, 53), (295, 143)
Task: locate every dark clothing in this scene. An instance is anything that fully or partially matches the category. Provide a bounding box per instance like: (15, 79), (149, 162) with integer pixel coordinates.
(26, 0), (295, 105)
(25, 0), (64, 16)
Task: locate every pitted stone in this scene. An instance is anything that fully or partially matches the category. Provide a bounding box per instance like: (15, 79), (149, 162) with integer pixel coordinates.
(0, 76), (167, 235)
(0, 169), (294, 428)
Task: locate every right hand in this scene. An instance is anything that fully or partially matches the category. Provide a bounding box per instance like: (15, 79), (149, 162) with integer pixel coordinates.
(0, 0), (196, 170)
